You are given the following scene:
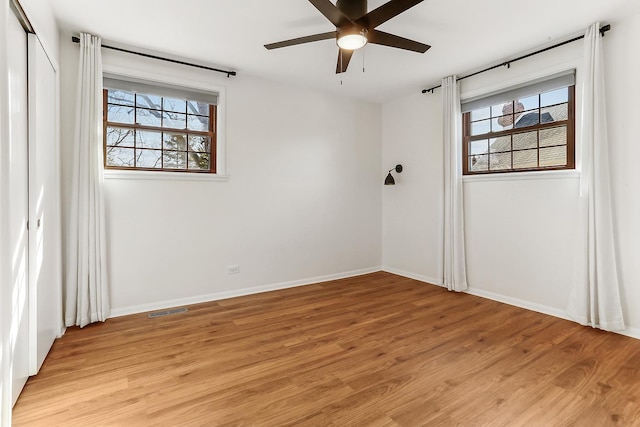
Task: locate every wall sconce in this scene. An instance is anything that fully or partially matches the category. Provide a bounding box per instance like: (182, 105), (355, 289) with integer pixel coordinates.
(384, 164), (403, 185)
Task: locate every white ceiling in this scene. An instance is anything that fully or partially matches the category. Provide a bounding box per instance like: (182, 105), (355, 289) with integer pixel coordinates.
(50, 0), (640, 103)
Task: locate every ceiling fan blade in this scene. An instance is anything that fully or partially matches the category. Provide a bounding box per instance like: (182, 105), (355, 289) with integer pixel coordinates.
(265, 31), (336, 50)
(336, 49), (354, 74)
(368, 29), (430, 53)
(309, 0), (354, 27)
(357, 0), (424, 28)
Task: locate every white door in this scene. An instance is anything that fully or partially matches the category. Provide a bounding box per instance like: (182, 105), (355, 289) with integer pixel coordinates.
(7, 9), (30, 407)
(28, 33), (61, 375)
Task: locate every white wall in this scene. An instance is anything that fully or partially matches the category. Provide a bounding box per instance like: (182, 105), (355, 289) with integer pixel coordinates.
(59, 33), (382, 315)
(382, 13), (640, 335)
(382, 92), (443, 285)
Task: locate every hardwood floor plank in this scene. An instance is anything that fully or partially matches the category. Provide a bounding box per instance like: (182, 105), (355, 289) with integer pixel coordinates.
(12, 272), (640, 426)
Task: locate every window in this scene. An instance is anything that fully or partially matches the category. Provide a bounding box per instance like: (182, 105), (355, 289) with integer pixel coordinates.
(103, 79), (217, 173)
(462, 73), (575, 175)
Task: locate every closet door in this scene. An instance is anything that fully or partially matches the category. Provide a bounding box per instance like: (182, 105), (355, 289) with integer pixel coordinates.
(7, 8), (30, 407)
(28, 33), (61, 375)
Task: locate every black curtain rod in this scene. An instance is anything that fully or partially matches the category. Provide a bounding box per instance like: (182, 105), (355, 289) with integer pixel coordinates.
(71, 36), (237, 78)
(421, 24), (610, 94)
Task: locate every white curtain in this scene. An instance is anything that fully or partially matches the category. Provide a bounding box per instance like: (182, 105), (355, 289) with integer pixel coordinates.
(64, 33), (110, 327)
(566, 23), (624, 331)
(442, 76), (468, 292)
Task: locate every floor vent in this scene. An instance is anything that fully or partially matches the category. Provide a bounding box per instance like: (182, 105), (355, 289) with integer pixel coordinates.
(148, 307), (188, 318)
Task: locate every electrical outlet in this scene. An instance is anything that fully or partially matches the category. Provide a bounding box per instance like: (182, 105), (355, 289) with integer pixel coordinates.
(227, 265), (240, 275)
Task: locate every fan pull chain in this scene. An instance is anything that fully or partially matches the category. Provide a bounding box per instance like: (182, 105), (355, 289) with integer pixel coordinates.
(362, 48), (365, 73)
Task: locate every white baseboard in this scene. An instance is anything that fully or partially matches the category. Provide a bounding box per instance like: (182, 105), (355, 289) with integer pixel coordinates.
(614, 326), (640, 340)
(385, 268), (640, 341)
(464, 287), (572, 322)
(109, 266), (382, 318)
(381, 266), (443, 288)
(465, 288), (640, 339)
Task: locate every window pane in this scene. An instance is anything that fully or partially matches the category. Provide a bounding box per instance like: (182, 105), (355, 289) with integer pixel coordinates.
(163, 97), (186, 113)
(541, 104), (568, 122)
(492, 114), (514, 131)
(136, 108), (162, 127)
(188, 135), (211, 153)
(163, 151), (187, 169)
(513, 149), (538, 169)
(137, 130), (162, 149)
(489, 135), (511, 153)
(162, 111), (187, 129)
(106, 147), (135, 167)
(163, 133), (187, 151)
(490, 152), (511, 170)
(106, 126), (134, 147)
(108, 90), (134, 106)
(470, 107), (490, 122)
(540, 146), (566, 167)
(188, 153), (210, 170)
(540, 126), (566, 148)
(107, 105), (134, 124)
(187, 115), (209, 132)
(513, 131), (537, 150)
(541, 87), (568, 107)
(104, 87), (216, 174)
(491, 102), (511, 118)
(463, 85), (573, 176)
(187, 100), (209, 116)
(518, 94), (539, 110)
(471, 119), (490, 136)
(470, 139), (488, 155)
(136, 93), (162, 109)
(470, 154), (488, 171)
(136, 149), (162, 168)
(515, 110), (539, 128)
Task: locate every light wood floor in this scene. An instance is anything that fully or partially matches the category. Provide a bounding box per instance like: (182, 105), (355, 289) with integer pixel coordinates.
(12, 272), (640, 426)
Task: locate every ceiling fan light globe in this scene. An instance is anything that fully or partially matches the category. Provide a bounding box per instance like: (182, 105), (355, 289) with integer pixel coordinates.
(337, 33), (368, 50)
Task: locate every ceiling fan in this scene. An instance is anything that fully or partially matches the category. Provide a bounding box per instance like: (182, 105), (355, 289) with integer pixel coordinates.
(264, 0), (430, 74)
